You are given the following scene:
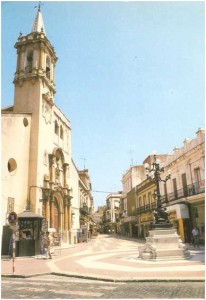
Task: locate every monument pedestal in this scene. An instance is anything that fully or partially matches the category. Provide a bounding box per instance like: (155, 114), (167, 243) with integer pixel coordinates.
(138, 226), (190, 260)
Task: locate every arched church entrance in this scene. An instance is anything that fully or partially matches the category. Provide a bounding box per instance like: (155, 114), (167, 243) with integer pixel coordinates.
(51, 193), (63, 234)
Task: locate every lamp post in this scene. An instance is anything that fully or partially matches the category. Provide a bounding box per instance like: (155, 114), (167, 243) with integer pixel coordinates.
(144, 154), (171, 227)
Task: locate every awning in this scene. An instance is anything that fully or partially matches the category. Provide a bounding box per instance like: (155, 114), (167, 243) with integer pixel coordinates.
(18, 210), (44, 219)
(166, 204), (189, 219)
(123, 216), (137, 223)
(48, 228), (57, 233)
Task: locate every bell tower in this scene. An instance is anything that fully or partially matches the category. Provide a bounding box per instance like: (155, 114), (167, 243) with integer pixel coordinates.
(12, 6), (59, 212)
(13, 5), (57, 113)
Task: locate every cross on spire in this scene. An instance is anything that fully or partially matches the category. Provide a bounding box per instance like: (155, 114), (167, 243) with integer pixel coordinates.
(34, 2), (43, 12)
(32, 2), (46, 34)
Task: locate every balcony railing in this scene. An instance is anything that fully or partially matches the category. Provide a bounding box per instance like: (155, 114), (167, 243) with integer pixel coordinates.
(162, 180), (205, 204)
(136, 202), (156, 214)
(80, 204), (89, 215)
(136, 180), (205, 215)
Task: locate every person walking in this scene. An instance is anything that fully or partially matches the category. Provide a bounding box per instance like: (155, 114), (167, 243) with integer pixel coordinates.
(192, 226), (200, 248)
(42, 232), (52, 259)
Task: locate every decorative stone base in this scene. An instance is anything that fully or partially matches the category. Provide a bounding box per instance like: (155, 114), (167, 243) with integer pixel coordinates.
(150, 223), (173, 230)
(138, 227), (190, 260)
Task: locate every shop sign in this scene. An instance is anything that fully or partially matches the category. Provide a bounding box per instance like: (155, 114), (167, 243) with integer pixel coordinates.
(140, 213), (153, 223)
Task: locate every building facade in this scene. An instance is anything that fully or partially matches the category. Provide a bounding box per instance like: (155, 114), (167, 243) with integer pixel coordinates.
(122, 130), (205, 243)
(159, 128), (205, 243)
(78, 168), (94, 240)
(120, 166), (145, 235)
(103, 192), (122, 234)
(93, 206), (105, 234)
(135, 178), (156, 238)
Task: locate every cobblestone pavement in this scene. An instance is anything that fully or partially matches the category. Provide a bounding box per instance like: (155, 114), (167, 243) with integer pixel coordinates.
(1, 274), (205, 299)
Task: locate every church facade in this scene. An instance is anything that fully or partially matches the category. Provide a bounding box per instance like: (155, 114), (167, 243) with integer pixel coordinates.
(1, 7), (93, 253)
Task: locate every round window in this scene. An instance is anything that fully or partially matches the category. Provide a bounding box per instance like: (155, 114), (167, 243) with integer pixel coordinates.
(8, 158), (17, 174)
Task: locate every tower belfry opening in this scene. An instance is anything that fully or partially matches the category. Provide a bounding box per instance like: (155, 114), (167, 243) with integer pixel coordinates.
(25, 50), (33, 73)
(13, 5), (58, 113)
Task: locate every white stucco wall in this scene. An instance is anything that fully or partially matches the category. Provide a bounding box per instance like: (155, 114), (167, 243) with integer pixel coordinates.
(160, 129), (205, 195)
(1, 113), (31, 224)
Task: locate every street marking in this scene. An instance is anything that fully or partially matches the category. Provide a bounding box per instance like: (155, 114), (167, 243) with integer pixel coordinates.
(47, 289), (103, 297)
(15, 287), (46, 292)
(76, 252), (205, 272)
(4, 285), (104, 297)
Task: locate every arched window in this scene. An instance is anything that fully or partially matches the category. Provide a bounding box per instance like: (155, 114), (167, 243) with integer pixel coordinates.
(60, 126), (64, 139)
(25, 49), (33, 73)
(54, 120), (59, 135)
(46, 56), (50, 79)
(66, 131), (69, 146)
(43, 151), (48, 165)
(139, 197), (142, 208)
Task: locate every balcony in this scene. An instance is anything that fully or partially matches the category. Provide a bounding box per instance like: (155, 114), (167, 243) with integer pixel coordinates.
(136, 203), (156, 214)
(136, 180), (205, 215)
(80, 203), (89, 215)
(162, 180), (205, 204)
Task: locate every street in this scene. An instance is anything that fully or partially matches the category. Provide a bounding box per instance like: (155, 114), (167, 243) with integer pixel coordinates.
(1, 274), (205, 299)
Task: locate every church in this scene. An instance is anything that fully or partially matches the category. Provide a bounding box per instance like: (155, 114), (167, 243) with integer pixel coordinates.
(1, 6), (94, 255)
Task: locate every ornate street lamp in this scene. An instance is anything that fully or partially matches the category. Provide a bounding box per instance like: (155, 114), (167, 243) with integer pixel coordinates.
(144, 154), (171, 227)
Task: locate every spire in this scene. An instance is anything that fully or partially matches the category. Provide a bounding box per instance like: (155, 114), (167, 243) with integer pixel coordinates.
(31, 4), (46, 35)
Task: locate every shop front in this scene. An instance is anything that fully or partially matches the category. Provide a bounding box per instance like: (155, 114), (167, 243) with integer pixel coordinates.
(138, 212), (154, 238)
(123, 216), (138, 238)
(189, 199), (205, 244)
(167, 204), (191, 243)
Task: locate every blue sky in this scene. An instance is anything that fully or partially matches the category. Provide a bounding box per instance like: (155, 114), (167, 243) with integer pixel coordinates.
(1, 1), (205, 209)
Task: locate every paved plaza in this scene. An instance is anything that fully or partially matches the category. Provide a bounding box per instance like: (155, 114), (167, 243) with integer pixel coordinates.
(1, 235), (205, 282)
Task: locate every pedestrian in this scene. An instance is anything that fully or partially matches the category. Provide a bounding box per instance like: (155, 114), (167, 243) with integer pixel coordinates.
(42, 232), (52, 259)
(40, 232), (46, 255)
(192, 226), (200, 248)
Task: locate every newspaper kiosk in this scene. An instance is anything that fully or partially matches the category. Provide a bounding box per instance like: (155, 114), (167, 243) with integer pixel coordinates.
(16, 210), (43, 256)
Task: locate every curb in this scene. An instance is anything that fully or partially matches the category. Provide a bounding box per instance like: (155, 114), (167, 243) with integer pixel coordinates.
(1, 272), (51, 278)
(1, 272), (205, 282)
